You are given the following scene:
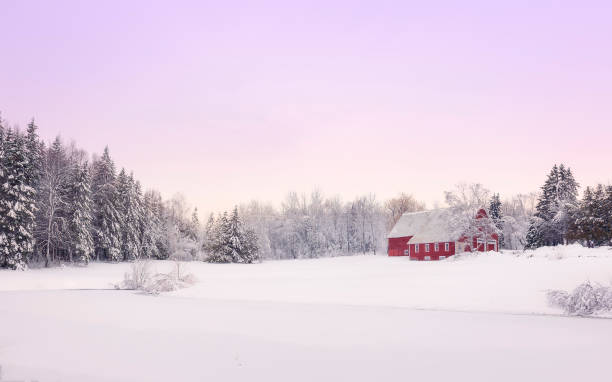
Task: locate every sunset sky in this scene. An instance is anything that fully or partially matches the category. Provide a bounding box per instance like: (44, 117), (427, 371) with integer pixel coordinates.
(1, 0), (611, 213)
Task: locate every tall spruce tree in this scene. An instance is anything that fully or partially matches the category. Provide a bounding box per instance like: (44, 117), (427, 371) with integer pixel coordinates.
(92, 147), (122, 261)
(140, 190), (165, 259)
(66, 162), (94, 262)
(0, 129), (36, 269)
(527, 164), (579, 248)
(116, 169), (142, 260)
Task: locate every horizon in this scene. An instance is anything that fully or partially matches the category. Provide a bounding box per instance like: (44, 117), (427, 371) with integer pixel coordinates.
(2, 0), (611, 213)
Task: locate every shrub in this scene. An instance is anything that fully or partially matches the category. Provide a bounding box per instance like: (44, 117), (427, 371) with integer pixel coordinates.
(115, 261), (196, 295)
(547, 281), (612, 316)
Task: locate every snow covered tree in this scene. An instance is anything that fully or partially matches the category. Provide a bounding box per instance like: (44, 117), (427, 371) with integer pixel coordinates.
(207, 208), (259, 263)
(202, 213), (216, 254)
(65, 162), (94, 263)
(116, 169), (142, 260)
(0, 129), (36, 269)
(445, 183), (500, 252)
(25, 119), (43, 190)
(35, 137), (71, 266)
(140, 190), (165, 259)
(527, 164), (579, 248)
(92, 147), (122, 261)
(207, 212), (233, 263)
(568, 184), (609, 247)
(489, 193), (504, 248)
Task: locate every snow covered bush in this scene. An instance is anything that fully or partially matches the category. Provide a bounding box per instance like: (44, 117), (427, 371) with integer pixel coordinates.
(117, 260), (152, 290)
(116, 261), (197, 295)
(547, 281), (612, 316)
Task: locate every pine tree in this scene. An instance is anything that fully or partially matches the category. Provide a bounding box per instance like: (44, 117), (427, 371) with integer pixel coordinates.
(528, 164), (579, 248)
(66, 162), (94, 263)
(207, 212), (233, 263)
(227, 207), (244, 262)
(202, 213), (215, 253)
(0, 129), (36, 269)
(489, 193), (504, 249)
(140, 190), (164, 259)
(92, 147), (122, 261)
(189, 208), (201, 242)
(524, 217), (543, 250)
(116, 169), (142, 260)
(25, 119), (43, 190)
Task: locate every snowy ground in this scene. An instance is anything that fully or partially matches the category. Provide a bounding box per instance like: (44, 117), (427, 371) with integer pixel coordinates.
(1, 245), (612, 381)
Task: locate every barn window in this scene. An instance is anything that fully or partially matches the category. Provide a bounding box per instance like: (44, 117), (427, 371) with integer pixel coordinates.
(424, 256), (431, 261)
(414, 244), (419, 253)
(425, 244), (430, 252)
(440, 256), (446, 260)
(445, 242), (449, 251)
(404, 249), (409, 255)
(434, 243), (439, 251)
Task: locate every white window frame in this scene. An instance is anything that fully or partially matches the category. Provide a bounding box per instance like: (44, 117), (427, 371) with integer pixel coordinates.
(445, 242), (449, 251)
(440, 256), (446, 260)
(425, 244), (430, 252)
(424, 256), (431, 261)
(404, 249), (410, 255)
(414, 244), (419, 253)
(434, 243), (439, 252)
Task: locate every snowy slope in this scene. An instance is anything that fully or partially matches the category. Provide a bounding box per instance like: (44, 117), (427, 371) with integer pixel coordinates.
(1, 246), (611, 381)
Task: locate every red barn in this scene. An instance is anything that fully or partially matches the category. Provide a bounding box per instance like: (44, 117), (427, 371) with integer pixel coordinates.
(387, 208), (498, 260)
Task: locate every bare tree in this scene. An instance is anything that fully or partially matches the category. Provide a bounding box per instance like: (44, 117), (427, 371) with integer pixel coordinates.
(384, 193), (426, 231)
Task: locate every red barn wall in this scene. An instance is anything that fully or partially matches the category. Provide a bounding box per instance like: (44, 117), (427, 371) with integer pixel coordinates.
(388, 236), (412, 256)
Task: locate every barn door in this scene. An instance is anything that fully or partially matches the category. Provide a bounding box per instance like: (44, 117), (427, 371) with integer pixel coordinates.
(476, 239), (485, 252)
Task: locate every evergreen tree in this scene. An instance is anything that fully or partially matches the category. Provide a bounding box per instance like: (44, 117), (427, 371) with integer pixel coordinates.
(92, 147), (122, 261)
(569, 185), (608, 247)
(202, 213), (215, 253)
(116, 169), (142, 260)
(528, 164), (579, 248)
(0, 129), (36, 269)
(207, 212), (233, 263)
(66, 162), (94, 262)
(205, 209), (260, 264)
(489, 193), (504, 248)
(140, 190), (164, 259)
(189, 208), (201, 242)
(524, 217), (543, 250)
(25, 119), (43, 189)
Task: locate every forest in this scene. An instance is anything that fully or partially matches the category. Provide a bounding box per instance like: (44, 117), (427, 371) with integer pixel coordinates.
(0, 116), (610, 270)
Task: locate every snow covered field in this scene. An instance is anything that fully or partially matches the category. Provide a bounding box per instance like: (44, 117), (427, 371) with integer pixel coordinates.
(2, 246), (612, 381)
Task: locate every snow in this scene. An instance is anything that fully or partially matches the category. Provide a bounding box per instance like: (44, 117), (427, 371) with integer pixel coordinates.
(1, 247), (612, 381)
(388, 208), (455, 242)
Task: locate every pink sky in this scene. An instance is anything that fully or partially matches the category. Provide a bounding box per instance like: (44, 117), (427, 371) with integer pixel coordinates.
(1, 0), (611, 213)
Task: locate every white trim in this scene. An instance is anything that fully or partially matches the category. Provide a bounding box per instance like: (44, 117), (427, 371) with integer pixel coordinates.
(425, 244), (430, 252)
(444, 242), (449, 251)
(424, 256), (431, 261)
(414, 244), (419, 253)
(434, 243), (439, 251)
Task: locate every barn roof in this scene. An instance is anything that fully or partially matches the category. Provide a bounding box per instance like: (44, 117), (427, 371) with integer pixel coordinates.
(388, 209), (456, 243)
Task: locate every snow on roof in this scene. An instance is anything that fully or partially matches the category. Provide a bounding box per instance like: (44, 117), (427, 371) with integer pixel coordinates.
(388, 209), (456, 243)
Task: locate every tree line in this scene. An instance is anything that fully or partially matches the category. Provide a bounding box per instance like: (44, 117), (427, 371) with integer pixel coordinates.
(523, 164), (612, 248)
(0, 117), (209, 269)
(3, 116), (604, 270)
(0, 116), (426, 269)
